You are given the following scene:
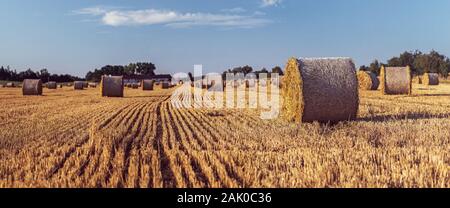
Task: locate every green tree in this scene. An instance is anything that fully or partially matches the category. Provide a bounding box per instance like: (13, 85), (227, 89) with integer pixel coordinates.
(271, 66), (284, 76)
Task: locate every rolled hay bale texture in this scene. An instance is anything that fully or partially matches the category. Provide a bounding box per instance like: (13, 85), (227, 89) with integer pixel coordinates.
(142, 80), (155, 91)
(101, 76), (124, 97)
(162, 81), (170, 89)
(380, 66), (412, 95)
(22, 79), (43, 96)
(357, 71), (379, 90)
(74, 81), (84, 90)
(423, 73), (439, 86)
(282, 57), (359, 123)
(83, 82), (88, 88)
(47, 81), (57, 89)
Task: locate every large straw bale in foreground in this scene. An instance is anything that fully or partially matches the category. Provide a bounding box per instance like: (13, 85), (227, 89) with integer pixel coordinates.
(142, 80), (154, 91)
(357, 71), (379, 90)
(380, 66), (411, 95)
(22, 79), (43, 96)
(101, 76), (124, 97)
(423, 73), (439, 86)
(282, 57), (359, 123)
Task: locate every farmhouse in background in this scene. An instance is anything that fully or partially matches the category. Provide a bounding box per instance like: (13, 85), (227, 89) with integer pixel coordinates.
(123, 74), (173, 85)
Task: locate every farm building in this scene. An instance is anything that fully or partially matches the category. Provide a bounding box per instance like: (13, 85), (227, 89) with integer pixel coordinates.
(123, 74), (172, 86)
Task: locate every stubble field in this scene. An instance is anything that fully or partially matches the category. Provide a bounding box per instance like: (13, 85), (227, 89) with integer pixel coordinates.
(0, 83), (449, 188)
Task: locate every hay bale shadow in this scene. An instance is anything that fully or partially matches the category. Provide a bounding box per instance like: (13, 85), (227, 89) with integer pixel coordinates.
(358, 112), (450, 123)
(409, 94), (450, 97)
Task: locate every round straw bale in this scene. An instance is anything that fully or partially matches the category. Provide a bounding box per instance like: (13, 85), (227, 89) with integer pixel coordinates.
(88, 83), (98, 88)
(132, 83), (139, 89)
(162, 81), (170, 89)
(6, 82), (15, 88)
(22, 79), (43, 96)
(282, 57), (359, 123)
(357, 71), (379, 90)
(47, 81), (57, 89)
(83, 82), (88, 88)
(101, 76), (124, 97)
(74, 81), (84, 90)
(380, 66), (411, 95)
(142, 80), (155, 91)
(422, 73), (439, 86)
(246, 78), (256, 88)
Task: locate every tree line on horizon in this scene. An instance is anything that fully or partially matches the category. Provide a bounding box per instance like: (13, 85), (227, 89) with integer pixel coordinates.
(360, 50), (450, 77)
(85, 62), (157, 82)
(185, 66), (284, 82)
(0, 67), (82, 83)
(2, 50), (450, 82)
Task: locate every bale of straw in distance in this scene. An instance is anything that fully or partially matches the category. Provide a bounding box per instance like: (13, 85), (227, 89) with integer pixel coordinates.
(47, 81), (57, 89)
(246, 79), (256, 88)
(83, 82), (88, 88)
(282, 57), (359, 123)
(74, 81), (84, 90)
(6, 82), (15, 88)
(88, 83), (97, 88)
(101, 76), (124, 97)
(162, 81), (170, 89)
(142, 80), (154, 91)
(357, 71), (379, 90)
(22, 79), (43, 96)
(380, 66), (411, 95)
(423, 73), (439, 86)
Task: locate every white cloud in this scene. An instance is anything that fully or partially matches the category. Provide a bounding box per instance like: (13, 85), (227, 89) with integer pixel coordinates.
(261, 0), (283, 7)
(221, 7), (246, 13)
(75, 7), (271, 29)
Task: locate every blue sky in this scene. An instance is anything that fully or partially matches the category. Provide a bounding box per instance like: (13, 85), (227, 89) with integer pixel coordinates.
(1, 0), (450, 77)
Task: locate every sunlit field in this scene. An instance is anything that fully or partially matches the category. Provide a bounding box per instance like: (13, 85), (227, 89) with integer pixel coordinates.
(0, 83), (449, 188)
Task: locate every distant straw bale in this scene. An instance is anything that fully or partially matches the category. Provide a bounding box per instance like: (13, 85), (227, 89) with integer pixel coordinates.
(357, 71), (379, 90)
(101, 76), (124, 97)
(423, 73), (439, 86)
(380, 66), (411, 95)
(22, 79), (43, 96)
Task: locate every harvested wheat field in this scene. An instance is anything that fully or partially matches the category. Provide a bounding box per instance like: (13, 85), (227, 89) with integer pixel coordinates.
(0, 83), (449, 188)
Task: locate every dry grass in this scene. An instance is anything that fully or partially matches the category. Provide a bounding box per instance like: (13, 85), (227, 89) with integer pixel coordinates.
(0, 83), (449, 188)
